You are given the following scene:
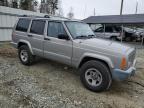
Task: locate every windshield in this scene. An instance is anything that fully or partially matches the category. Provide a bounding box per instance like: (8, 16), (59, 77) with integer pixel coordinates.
(65, 21), (95, 39)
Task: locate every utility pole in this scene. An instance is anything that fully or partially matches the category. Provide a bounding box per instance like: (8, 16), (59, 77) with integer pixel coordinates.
(120, 0), (124, 43)
(135, 0), (138, 14)
(120, 0), (124, 15)
(83, 4), (87, 18)
(94, 8), (96, 16)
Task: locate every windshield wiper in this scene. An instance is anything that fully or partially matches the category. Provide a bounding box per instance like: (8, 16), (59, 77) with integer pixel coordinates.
(75, 35), (89, 39)
(88, 34), (96, 38)
(75, 35), (96, 39)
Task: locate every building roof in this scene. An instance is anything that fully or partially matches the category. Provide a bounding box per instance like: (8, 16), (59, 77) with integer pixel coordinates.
(83, 14), (144, 24)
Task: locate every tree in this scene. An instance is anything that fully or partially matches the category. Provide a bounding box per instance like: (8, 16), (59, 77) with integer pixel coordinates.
(20, 0), (30, 10)
(19, 0), (38, 11)
(50, 0), (58, 15)
(40, 0), (59, 15)
(11, 0), (18, 8)
(32, 0), (38, 11)
(0, 0), (9, 6)
(0, 0), (18, 8)
(56, 0), (63, 17)
(67, 7), (74, 19)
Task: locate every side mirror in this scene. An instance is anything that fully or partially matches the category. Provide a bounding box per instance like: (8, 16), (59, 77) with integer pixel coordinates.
(58, 34), (69, 40)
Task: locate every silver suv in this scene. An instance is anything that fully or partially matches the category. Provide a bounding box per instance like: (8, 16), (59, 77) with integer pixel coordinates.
(94, 26), (122, 40)
(11, 16), (136, 92)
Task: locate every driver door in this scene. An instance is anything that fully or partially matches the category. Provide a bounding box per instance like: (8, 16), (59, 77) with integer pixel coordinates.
(44, 21), (73, 65)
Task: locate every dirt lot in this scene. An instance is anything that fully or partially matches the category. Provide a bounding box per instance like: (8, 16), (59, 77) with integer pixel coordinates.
(0, 43), (144, 108)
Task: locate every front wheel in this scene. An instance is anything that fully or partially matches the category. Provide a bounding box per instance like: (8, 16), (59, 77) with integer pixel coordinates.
(79, 60), (112, 92)
(110, 36), (117, 41)
(125, 36), (132, 42)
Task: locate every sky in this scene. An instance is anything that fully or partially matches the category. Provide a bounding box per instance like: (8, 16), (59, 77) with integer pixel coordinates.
(38, 0), (144, 19)
(61, 0), (144, 19)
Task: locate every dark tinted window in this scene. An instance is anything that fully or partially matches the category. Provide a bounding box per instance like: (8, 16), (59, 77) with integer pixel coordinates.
(115, 26), (121, 32)
(16, 18), (30, 32)
(48, 22), (66, 38)
(105, 26), (113, 32)
(30, 20), (45, 35)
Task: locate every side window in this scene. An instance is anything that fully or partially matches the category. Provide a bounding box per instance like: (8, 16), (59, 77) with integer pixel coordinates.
(47, 22), (66, 38)
(16, 18), (30, 32)
(95, 27), (104, 32)
(115, 26), (121, 32)
(30, 20), (45, 35)
(105, 27), (113, 32)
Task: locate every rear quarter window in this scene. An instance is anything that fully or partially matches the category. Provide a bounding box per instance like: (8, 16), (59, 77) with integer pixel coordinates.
(16, 18), (31, 32)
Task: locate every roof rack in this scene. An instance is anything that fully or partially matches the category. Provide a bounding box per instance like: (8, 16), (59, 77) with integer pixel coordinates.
(19, 14), (77, 21)
(20, 14), (51, 18)
(19, 14), (28, 17)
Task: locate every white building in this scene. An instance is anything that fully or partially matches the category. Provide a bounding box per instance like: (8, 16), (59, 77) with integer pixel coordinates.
(0, 6), (45, 41)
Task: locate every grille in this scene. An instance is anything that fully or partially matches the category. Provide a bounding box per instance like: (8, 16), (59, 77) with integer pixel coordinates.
(128, 49), (136, 63)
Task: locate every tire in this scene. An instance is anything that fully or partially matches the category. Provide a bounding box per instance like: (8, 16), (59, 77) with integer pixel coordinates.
(125, 36), (132, 42)
(79, 60), (112, 92)
(110, 36), (117, 41)
(18, 45), (35, 66)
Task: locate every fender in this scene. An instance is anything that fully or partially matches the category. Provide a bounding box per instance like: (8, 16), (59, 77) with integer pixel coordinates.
(18, 39), (34, 55)
(78, 52), (114, 69)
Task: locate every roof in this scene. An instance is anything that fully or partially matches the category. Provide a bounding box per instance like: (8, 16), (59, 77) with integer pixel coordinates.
(83, 14), (144, 24)
(19, 15), (79, 22)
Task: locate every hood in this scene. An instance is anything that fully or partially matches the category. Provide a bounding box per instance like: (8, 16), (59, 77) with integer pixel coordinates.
(78, 38), (131, 54)
(123, 28), (135, 34)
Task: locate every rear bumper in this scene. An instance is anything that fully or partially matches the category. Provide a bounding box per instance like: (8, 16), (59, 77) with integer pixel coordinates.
(10, 42), (17, 48)
(112, 59), (136, 81)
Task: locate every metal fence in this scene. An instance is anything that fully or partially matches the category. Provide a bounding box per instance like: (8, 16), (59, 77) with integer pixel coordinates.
(0, 6), (45, 41)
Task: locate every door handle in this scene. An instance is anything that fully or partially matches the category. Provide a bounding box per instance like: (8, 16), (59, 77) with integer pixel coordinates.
(44, 38), (50, 41)
(28, 34), (33, 37)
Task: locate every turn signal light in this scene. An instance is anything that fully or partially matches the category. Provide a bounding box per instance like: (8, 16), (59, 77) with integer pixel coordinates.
(120, 57), (127, 70)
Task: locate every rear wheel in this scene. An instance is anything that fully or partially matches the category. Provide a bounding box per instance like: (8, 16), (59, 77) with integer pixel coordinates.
(79, 60), (112, 92)
(18, 45), (35, 66)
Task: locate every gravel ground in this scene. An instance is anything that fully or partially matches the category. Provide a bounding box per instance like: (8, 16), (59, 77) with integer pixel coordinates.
(0, 43), (144, 108)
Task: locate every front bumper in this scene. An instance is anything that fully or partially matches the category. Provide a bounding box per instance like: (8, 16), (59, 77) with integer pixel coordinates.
(112, 59), (136, 81)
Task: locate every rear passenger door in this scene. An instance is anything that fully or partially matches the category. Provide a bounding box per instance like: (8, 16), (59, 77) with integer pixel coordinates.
(94, 27), (105, 38)
(44, 21), (72, 65)
(28, 19), (46, 56)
